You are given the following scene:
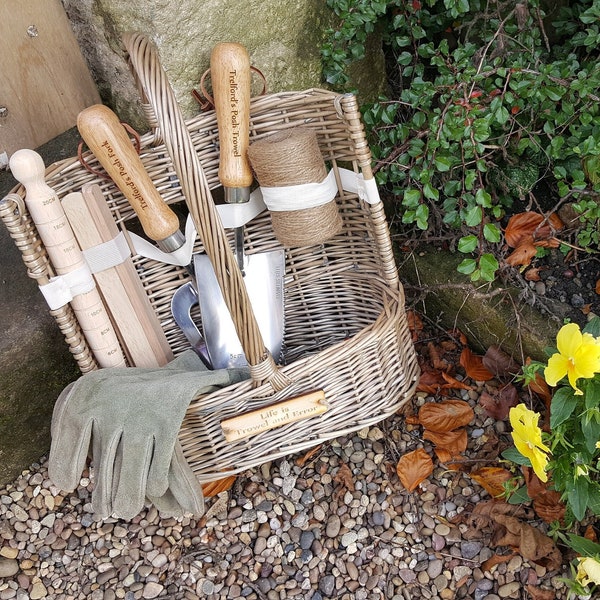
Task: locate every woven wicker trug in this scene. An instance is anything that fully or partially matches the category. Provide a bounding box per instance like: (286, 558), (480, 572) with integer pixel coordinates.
(0, 34), (419, 481)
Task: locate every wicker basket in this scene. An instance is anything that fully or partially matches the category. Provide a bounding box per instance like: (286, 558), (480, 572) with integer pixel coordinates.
(1, 34), (419, 482)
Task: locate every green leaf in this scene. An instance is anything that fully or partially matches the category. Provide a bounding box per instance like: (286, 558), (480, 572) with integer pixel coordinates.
(434, 155), (452, 172)
(483, 223), (501, 243)
(550, 386), (578, 429)
(415, 204), (429, 230)
(403, 188), (422, 208)
(583, 316), (600, 338)
(582, 412), (600, 454)
(567, 534), (600, 557)
(465, 205), (482, 227)
(507, 485), (531, 505)
(584, 380), (600, 410)
(423, 183), (439, 201)
(502, 446), (532, 466)
(568, 477), (590, 522)
(475, 188), (492, 208)
(479, 253), (499, 281)
(457, 258), (477, 275)
(458, 235), (478, 253)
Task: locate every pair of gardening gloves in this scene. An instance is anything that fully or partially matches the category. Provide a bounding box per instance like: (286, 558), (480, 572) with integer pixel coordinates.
(48, 350), (248, 520)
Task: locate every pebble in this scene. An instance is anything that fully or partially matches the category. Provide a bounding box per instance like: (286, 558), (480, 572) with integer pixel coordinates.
(0, 415), (571, 599)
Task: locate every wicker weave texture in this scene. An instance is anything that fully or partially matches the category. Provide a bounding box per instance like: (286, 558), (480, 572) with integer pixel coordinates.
(1, 82), (419, 480)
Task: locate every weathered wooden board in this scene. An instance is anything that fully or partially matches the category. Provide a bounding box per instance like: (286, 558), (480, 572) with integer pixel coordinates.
(0, 0), (100, 159)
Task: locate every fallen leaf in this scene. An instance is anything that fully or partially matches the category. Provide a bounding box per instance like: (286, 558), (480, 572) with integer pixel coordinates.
(469, 466), (513, 498)
(417, 370), (446, 394)
(596, 279), (600, 295)
(479, 385), (519, 420)
(407, 310), (424, 341)
(418, 399), (475, 432)
(440, 371), (472, 391)
(534, 237), (560, 248)
(526, 585), (555, 600)
(523, 467), (566, 524)
(428, 341), (452, 372)
(396, 448), (434, 492)
(482, 345), (520, 377)
(492, 513), (562, 569)
(333, 463), (354, 498)
(468, 499), (528, 530)
(460, 347), (494, 381)
(584, 524), (598, 543)
(295, 444), (322, 467)
(524, 267), (542, 281)
(548, 213), (564, 231)
(423, 428), (468, 457)
(506, 242), (538, 267)
(202, 475), (236, 498)
(505, 212), (557, 247)
(481, 552), (516, 573)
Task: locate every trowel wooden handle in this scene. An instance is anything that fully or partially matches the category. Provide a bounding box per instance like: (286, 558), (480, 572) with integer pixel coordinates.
(210, 42), (253, 194)
(77, 104), (181, 245)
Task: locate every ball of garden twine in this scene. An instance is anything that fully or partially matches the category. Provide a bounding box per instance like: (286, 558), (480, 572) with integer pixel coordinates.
(248, 128), (343, 247)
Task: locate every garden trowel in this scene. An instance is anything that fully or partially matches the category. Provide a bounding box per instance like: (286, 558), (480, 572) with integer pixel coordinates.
(192, 41), (285, 367)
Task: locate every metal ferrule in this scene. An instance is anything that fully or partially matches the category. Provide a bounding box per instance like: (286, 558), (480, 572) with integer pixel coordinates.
(157, 229), (186, 253)
(224, 187), (251, 204)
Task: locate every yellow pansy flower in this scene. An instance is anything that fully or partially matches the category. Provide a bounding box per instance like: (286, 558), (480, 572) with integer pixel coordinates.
(509, 403), (551, 482)
(544, 323), (600, 395)
(576, 556), (600, 587)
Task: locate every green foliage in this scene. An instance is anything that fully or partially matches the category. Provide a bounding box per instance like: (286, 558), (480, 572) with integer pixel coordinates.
(322, 0), (600, 280)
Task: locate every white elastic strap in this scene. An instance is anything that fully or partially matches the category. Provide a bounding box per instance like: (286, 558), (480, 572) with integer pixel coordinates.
(338, 168), (381, 205)
(260, 170), (338, 212)
(129, 213), (196, 266)
(82, 231), (131, 274)
(39, 264), (96, 311)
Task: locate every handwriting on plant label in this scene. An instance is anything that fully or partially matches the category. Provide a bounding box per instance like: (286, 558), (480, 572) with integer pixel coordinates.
(221, 390), (327, 442)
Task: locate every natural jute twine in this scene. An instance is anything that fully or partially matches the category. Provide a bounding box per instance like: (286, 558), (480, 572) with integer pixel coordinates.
(248, 128), (343, 247)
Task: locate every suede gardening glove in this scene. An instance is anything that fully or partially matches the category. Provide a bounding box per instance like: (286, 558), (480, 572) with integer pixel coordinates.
(48, 350), (248, 519)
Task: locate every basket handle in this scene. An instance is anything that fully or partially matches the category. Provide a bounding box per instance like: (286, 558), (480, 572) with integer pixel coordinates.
(122, 32), (290, 392)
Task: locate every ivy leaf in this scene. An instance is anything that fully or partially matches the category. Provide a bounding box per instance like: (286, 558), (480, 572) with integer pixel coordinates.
(457, 258), (477, 275)
(403, 188), (422, 208)
(479, 253), (499, 281)
(434, 155), (452, 172)
(423, 182), (439, 200)
(465, 205), (482, 226)
(458, 235), (478, 253)
(483, 223), (501, 243)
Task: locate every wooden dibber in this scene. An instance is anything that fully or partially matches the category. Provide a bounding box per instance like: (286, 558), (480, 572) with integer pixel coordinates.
(9, 149), (126, 368)
(62, 184), (173, 367)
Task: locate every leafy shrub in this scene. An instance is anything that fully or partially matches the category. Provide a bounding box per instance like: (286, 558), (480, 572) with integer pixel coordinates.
(322, 0), (600, 281)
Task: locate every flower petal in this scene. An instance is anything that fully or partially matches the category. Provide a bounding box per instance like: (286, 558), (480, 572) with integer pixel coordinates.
(544, 353), (568, 387)
(556, 322), (582, 357)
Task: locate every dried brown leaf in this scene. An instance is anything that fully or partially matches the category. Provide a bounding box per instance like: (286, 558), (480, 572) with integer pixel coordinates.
(295, 444), (322, 467)
(396, 448), (434, 492)
(505, 212), (544, 248)
(524, 267), (542, 282)
(423, 428), (468, 457)
(417, 370), (446, 394)
(460, 347), (494, 381)
(479, 385), (519, 421)
(481, 552), (516, 573)
(492, 514), (562, 570)
(482, 345), (520, 377)
(202, 475), (236, 498)
(440, 371), (472, 391)
(469, 467), (513, 498)
(418, 399), (475, 432)
(334, 463), (354, 492)
(526, 585), (555, 600)
(506, 242), (538, 267)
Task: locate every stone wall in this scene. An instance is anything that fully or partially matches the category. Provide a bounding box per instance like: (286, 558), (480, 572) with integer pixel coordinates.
(61, 0), (388, 129)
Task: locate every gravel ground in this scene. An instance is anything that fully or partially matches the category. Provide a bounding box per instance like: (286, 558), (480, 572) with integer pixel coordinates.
(0, 388), (573, 600)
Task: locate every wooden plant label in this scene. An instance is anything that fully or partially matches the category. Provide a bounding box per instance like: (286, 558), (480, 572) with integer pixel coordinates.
(221, 390), (327, 442)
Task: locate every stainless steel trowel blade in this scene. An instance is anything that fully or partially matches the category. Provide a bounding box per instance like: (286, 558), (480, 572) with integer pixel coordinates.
(193, 250), (285, 369)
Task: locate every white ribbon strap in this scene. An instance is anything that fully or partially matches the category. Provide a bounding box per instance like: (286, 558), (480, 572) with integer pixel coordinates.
(39, 264), (96, 311)
(82, 231), (131, 274)
(260, 170), (338, 212)
(338, 168), (381, 205)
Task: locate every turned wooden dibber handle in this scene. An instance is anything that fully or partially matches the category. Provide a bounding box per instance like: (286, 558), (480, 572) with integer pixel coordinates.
(77, 104), (184, 252)
(9, 149), (126, 369)
(210, 42), (253, 202)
